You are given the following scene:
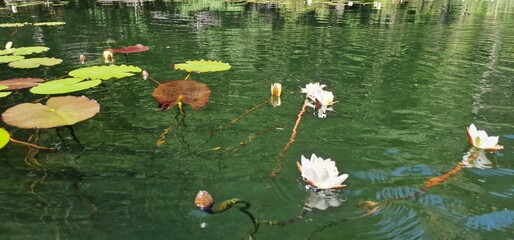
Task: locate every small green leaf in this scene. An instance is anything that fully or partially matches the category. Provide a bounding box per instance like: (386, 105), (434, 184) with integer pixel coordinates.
(0, 55), (24, 64)
(30, 78), (102, 94)
(8, 57), (62, 69)
(69, 64), (142, 80)
(0, 128), (9, 149)
(0, 86), (11, 98)
(174, 60), (231, 73)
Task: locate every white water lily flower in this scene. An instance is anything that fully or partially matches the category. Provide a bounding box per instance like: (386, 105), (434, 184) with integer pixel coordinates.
(467, 124), (503, 151)
(304, 90), (335, 118)
(301, 82), (325, 101)
(296, 153), (349, 190)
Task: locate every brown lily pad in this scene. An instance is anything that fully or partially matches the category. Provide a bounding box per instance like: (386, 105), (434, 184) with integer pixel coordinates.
(109, 44), (149, 54)
(0, 78), (44, 90)
(152, 80), (211, 111)
(2, 96), (100, 129)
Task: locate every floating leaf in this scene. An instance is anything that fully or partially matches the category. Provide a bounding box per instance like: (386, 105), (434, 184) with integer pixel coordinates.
(0, 86), (11, 98)
(173, 60), (231, 73)
(0, 128), (9, 149)
(10, 46), (50, 55)
(152, 80), (211, 111)
(8, 57), (62, 69)
(0, 55), (24, 63)
(2, 96), (100, 129)
(69, 64), (142, 80)
(0, 23), (27, 28)
(0, 22), (65, 28)
(33, 22), (66, 26)
(110, 44), (150, 54)
(0, 78), (44, 90)
(30, 78), (102, 94)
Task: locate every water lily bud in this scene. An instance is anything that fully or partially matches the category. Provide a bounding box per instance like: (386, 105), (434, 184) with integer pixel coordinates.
(5, 41), (13, 50)
(271, 83), (282, 97)
(142, 70), (149, 80)
(102, 50), (113, 64)
(194, 190), (214, 211)
(271, 96), (281, 107)
(79, 54), (86, 64)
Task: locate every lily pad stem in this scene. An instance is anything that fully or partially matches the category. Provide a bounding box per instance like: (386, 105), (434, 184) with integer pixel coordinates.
(9, 137), (54, 150)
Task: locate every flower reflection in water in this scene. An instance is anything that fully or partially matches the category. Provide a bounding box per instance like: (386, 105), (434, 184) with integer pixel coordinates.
(304, 189), (345, 211)
(461, 149), (493, 169)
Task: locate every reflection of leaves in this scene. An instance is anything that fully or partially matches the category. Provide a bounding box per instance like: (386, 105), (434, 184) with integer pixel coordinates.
(8, 57), (62, 69)
(0, 55), (24, 63)
(2, 96), (100, 129)
(0, 78), (44, 90)
(173, 60), (231, 73)
(30, 78), (102, 94)
(152, 80), (211, 110)
(110, 44), (149, 54)
(0, 128), (9, 149)
(0, 23), (27, 28)
(69, 65), (142, 80)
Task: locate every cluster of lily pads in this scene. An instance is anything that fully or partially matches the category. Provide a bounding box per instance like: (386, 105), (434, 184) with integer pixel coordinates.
(0, 39), (233, 150)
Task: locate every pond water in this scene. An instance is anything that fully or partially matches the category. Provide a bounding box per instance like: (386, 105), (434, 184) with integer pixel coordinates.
(1, 0), (514, 239)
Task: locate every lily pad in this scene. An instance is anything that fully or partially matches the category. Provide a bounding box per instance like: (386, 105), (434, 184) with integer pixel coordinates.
(110, 44), (149, 54)
(0, 23), (27, 28)
(173, 60), (231, 73)
(33, 22), (66, 26)
(10, 46), (50, 56)
(30, 78), (102, 94)
(8, 57), (63, 69)
(2, 96), (100, 129)
(0, 86), (11, 98)
(69, 64), (142, 80)
(0, 78), (44, 90)
(0, 128), (9, 149)
(152, 80), (211, 111)
(0, 55), (24, 63)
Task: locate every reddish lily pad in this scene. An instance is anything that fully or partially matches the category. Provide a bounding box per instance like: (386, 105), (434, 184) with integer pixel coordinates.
(109, 44), (149, 54)
(0, 128), (9, 149)
(152, 80), (211, 111)
(2, 96), (100, 129)
(0, 78), (44, 90)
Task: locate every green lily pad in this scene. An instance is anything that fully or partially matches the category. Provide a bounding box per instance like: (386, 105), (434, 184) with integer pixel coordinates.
(0, 23), (27, 28)
(69, 64), (142, 80)
(12, 46), (50, 56)
(8, 57), (62, 69)
(173, 60), (231, 73)
(0, 55), (24, 63)
(2, 96), (100, 129)
(33, 22), (66, 26)
(0, 128), (9, 149)
(30, 78), (102, 94)
(0, 49), (15, 56)
(0, 86), (11, 98)
(0, 78), (44, 90)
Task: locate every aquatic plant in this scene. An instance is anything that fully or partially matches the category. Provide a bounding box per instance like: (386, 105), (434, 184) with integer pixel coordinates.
(2, 96), (100, 129)
(109, 44), (149, 54)
(8, 57), (62, 69)
(0, 128), (8, 149)
(467, 123), (503, 151)
(152, 80), (211, 111)
(69, 64), (142, 80)
(30, 78), (102, 95)
(296, 153), (349, 190)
